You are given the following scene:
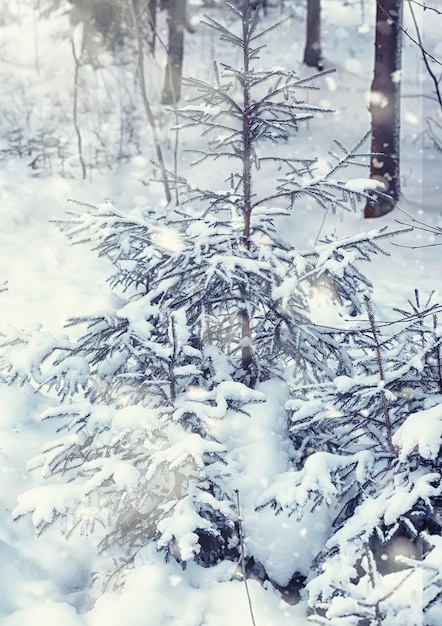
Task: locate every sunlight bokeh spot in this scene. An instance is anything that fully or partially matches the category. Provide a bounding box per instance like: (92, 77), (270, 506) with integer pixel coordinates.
(152, 227), (184, 253)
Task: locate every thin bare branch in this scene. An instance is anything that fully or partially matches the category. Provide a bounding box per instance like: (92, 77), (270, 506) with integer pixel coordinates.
(375, 0), (442, 67)
(407, 0), (442, 110)
(409, 0), (442, 15)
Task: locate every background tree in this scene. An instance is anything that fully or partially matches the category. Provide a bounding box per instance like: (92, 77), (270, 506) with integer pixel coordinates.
(365, 0), (403, 218)
(303, 0), (323, 70)
(161, 0), (188, 104)
(69, 0), (130, 56)
(147, 0), (158, 55)
(406, 0), (442, 155)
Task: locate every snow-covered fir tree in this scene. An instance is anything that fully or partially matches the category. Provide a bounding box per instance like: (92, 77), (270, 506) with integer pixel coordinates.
(3, 4), (437, 623)
(261, 290), (442, 624)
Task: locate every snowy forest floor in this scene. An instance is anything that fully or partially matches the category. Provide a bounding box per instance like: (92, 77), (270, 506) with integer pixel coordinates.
(0, 0), (441, 624)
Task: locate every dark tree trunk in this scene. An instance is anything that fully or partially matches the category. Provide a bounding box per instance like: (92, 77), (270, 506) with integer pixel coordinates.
(161, 0), (187, 105)
(303, 0), (322, 70)
(240, 0), (253, 380)
(70, 0), (140, 54)
(365, 0), (403, 218)
(147, 0), (158, 56)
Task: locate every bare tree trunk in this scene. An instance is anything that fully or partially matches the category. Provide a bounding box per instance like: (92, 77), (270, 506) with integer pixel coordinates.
(147, 0), (158, 56)
(240, 0), (253, 377)
(129, 0), (171, 204)
(161, 0), (186, 105)
(145, 0), (158, 57)
(303, 0), (322, 70)
(364, 0), (403, 218)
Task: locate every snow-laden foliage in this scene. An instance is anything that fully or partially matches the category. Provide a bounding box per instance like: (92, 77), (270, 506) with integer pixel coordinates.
(260, 290), (442, 623)
(0, 198), (386, 582)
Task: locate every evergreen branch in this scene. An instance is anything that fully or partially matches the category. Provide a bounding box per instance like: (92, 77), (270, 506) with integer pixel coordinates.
(248, 15), (292, 43)
(364, 296), (395, 455)
(326, 131), (371, 179)
(186, 149), (244, 167)
(250, 74), (334, 112)
(181, 76), (244, 115)
(200, 13), (244, 46)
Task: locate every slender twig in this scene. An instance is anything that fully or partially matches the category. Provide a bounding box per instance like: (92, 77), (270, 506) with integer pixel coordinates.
(427, 116), (442, 152)
(235, 489), (257, 626)
(402, 93), (441, 101)
(71, 38), (86, 180)
(407, 0), (442, 110)
(314, 205), (330, 246)
(409, 0), (442, 15)
(395, 205), (442, 230)
(375, 0), (442, 67)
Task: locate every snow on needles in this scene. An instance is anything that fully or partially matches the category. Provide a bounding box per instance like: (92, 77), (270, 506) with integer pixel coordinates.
(393, 403), (442, 461)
